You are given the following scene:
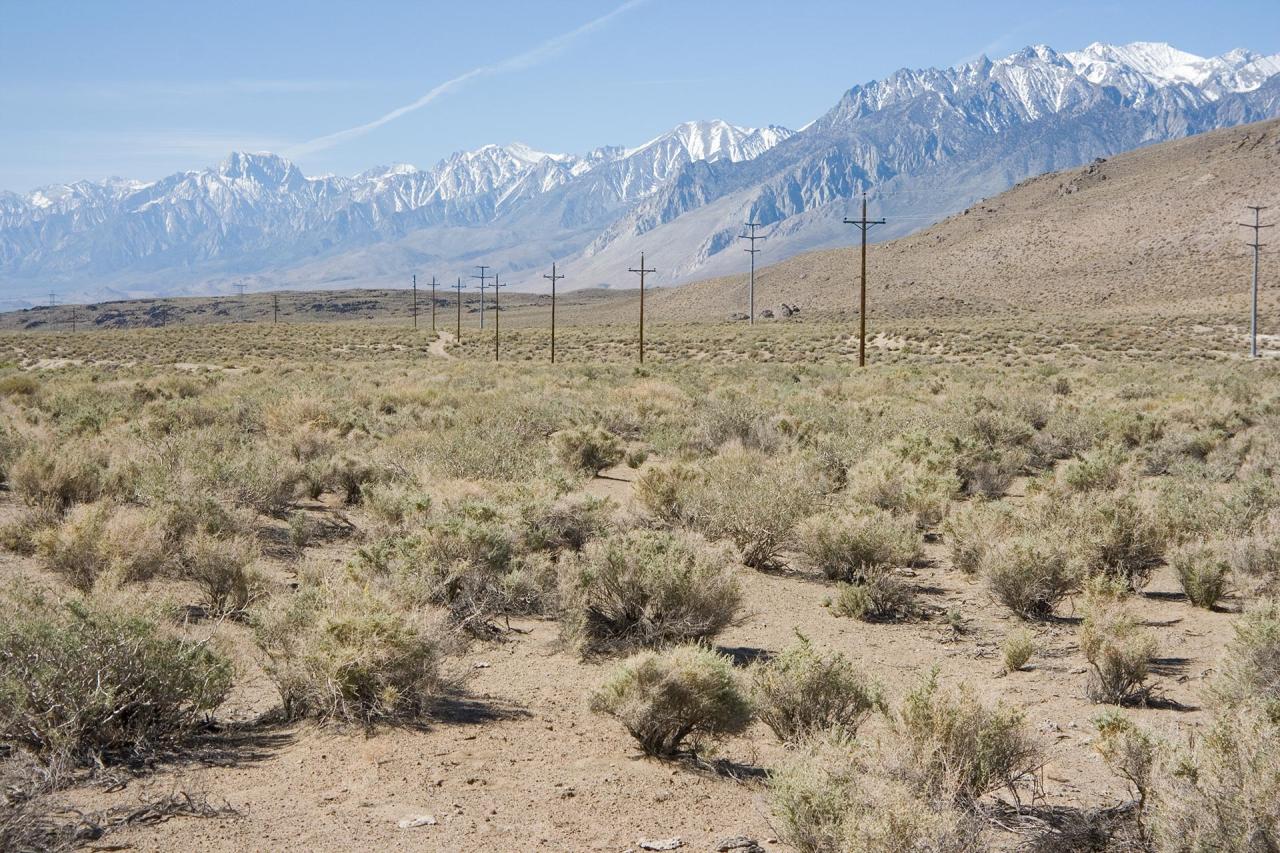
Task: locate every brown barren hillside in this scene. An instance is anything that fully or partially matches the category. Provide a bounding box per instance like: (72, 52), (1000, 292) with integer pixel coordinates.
(652, 118), (1280, 321)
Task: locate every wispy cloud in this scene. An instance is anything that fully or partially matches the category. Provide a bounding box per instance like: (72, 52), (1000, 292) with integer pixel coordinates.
(287, 0), (649, 157)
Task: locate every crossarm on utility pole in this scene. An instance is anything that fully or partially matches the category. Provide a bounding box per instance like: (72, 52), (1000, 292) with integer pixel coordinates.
(843, 193), (886, 368)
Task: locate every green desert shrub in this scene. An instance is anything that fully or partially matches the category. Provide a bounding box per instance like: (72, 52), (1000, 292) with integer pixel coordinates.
(831, 569), (916, 623)
(846, 454), (959, 529)
(1002, 629), (1037, 673)
(361, 482), (433, 533)
(1093, 710), (1159, 810)
(982, 532), (1078, 619)
(634, 461), (699, 525)
(797, 509), (921, 582)
(1060, 444), (1128, 493)
(942, 501), (1012, 576)
(1169, 542), (1231, 609)
(324, 453), (387, 505)
(0, 590), (232, 763)
(770, 729), (985, 853)
(677, 447), (823, 570)
(1071, 492), (1166, 591)
(34, 502), (169, 591)
(1149, 709), (1280, 852)
(255, 579), (456, 724)
(752, 635), (885, 743)
(560, 529), (741, 656)
(1212, 600), (1280, 722)
(589, 644), (752, 757)
(552, 425), (624, 474)
(181, 532), (264, 617)
(1080, 604), (1158, 705)
(516, 493), (613, 554)
(9, 444), (107, 512)
(899, 671), (1042, 802)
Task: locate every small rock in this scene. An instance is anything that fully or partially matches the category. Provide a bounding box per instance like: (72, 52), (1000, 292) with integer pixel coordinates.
(639, 839), (683, 851)
(716, 836), (764, 852)
(473, 661), (491, 669)
(397, 814), (437, 829)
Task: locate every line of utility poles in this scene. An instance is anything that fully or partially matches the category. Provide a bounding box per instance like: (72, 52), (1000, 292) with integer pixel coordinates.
(629, 253), (656, 364)
(739, 222), (765, 325)
(1240, 205), (1273, 359)
(544, 263), (564, 363)
(844, 192), (886, 368)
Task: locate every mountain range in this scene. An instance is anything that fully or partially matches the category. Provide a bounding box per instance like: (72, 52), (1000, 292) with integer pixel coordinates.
(2, 41), (1278, 304)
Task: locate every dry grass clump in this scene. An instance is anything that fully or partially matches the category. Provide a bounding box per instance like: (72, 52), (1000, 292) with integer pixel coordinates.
(1002, 628), (1037, 673)
(589, 644), (751, 757)
(516, 493), (614, 554)
(1059, 444), (1129, 493)
(254, 577), (457, 724)
(1212, 600), (1280, 722)
(0, 588), (232, 765)
(899, 671), (1042, 802)
(9, 443), (109, 512)
(180, 532), (264, 617)
(634, 461), (699, 525)
(942, 500), (1013, 576)
(831, 569), (917, 623)
(844, 453), (959, 528)
(981, 531), (1077, 620)
(752, 635), (885, 743)
(1080, 602), (1158, 705)
(34, 502), (168, 591)
(770, 729), (985, 853)
(560, 529), (741, 656)
(552, 425), (624, 474)
(1168, 541), (1231, 609)
(670, 447), (824, 570)
(1148, 708), (1280, 851)
(797, 509), (921, 582)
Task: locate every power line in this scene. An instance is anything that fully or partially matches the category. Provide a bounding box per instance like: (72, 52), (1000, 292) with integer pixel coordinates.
(628, 253), (656, 364)
(844, 193), (886, 368)
(1239, 205), (1274, 359)
(472, 265), (491, 330)
(544, 263), (565, 364)
(739, 222), (766, 325)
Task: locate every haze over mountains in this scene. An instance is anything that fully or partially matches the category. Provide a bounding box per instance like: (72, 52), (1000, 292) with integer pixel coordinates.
(2, 41), (1278, 305)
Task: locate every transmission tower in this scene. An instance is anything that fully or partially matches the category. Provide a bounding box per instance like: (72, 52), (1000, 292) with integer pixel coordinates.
(628, 253), (656, 364)
(1240, 206), (1274, 359)
(544, 263), (565, 363)
(739, 222), (765, 324)
(843, 193), (886, 368)
(233, 283), (248, 323)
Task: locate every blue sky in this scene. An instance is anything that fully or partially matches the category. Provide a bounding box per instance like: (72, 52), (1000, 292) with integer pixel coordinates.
(2, 0), (1277, 191)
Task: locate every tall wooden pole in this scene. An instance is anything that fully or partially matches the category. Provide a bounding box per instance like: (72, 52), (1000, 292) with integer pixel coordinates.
(544, 263), (564, 364)
(628, 253), (656, 364)
(843, 193), (885, 368)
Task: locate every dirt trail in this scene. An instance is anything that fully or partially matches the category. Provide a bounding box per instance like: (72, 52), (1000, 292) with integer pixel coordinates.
(428, 330), (455, 359)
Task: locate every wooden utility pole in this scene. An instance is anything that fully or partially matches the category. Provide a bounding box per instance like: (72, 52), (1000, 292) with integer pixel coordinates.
(739, 222), (765, 324)
(234, 283), (248, 323)
(843, 193), (885, 368)
(430, 276), (438, 331)
(472, 265), (491, 330)
(1240, 206), (1273, 359)
(492, 273), (508, 361)
(452, 277), (466, 342)
(273, 294), (279, 324)
(628, 253), (656, 364)
(412, 274), (418, 330)
(71, 304), (77, 333)
(544, 263), (564, 363)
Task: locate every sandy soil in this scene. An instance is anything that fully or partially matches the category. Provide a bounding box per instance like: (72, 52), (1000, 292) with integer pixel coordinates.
(21, 465), (1234, 853)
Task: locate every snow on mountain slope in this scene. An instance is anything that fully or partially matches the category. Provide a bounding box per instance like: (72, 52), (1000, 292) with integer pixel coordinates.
(1, 41), (1278, 301)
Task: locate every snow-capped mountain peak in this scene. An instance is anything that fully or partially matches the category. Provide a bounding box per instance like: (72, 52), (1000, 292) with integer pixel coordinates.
(1064, 41), (1280, 99)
